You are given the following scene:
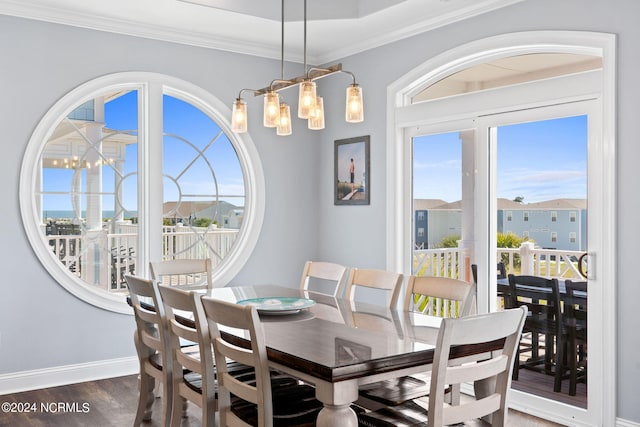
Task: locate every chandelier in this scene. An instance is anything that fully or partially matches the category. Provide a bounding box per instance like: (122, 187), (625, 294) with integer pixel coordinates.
(231, 0), (364, 136)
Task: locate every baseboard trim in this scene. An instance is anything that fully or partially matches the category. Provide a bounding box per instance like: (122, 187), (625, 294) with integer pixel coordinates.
(0, 357), (139, 395)
(616, 418), (640, 427)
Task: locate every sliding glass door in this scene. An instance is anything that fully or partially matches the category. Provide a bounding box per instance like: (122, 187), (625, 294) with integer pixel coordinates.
(489, 111), (588, 407)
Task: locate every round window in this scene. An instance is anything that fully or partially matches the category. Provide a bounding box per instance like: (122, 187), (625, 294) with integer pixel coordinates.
(20, 72), (265, 313)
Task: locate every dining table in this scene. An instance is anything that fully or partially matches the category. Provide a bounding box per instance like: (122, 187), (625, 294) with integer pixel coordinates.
(196, 284), (501, 427)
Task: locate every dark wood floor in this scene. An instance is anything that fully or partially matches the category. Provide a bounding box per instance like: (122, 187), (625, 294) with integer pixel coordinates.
(0, 374), (574, 427)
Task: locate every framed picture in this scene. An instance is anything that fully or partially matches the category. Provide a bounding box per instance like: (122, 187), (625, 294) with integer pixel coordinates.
(334, 135), (370, 205)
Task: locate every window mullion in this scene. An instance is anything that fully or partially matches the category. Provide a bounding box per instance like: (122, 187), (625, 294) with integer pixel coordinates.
(139, 82), (164, 274)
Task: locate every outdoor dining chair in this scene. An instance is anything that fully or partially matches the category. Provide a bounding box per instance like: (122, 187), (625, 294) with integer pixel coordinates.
(508, 274), (564, 392)
(563, 279), (587, 396)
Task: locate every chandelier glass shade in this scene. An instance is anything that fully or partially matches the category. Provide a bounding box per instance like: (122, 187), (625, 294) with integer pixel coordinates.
(297, 80), (317, 119)
(230, 0), (363, 136)
(263, 91), (280, 128)
(346, 83), (364, 123)
(276, 103), (292, 136)
(308, 96), (324, 130)
(231, 98), (247, 133)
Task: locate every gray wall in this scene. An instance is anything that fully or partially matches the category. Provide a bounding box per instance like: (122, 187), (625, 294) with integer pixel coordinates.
(1, 0), (639, 422)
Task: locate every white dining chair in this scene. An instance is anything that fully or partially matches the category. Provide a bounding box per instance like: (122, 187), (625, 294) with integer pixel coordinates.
(200, 296), (324, 427)
(358, 306), (528, 427)
(158, 285), (217, 427)
(404, 275), (475, 318)
(150, 258), (213, 290)
(125, 274), (174, 427)
(359, 274), (476, 408)
(299, 260), (348, 297)
(345, 268), (403, 308)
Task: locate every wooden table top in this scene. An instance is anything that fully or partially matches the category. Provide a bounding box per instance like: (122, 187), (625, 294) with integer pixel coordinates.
(198, 285), (498, 383)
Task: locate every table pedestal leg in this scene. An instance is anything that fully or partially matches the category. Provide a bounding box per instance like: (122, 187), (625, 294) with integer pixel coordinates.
(317, 404), (357, 427)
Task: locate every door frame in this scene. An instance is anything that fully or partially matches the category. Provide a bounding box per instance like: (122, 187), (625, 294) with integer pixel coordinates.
(386, 31), (616, 426)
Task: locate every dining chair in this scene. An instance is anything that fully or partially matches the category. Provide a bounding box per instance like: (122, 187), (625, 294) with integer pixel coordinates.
(200, 296), (324, 427)
(357, 306), (528, 427)
(358, 275), (474, 408)
(299, 260), (348, 297)
(345, 268), (403, 309)
(158, 285), (217, 427)
(404, 275), (475, 317)
(563, 279), (587, 396)
(150, 258), (213, 290)
(508, 274), (565, 392)
(125, 274), (174, 427)
(496, 262), (507, 280)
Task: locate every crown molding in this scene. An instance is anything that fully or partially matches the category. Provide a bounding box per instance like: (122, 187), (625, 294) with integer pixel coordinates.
(0, 0), (524, 64)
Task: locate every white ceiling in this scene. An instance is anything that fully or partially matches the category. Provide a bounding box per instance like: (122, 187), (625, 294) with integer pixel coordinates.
(0, 0), (525, 64)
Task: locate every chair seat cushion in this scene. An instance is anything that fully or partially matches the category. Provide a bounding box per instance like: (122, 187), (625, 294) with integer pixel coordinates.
(231, 382), (323, 426)
(182, 365), (299, 395)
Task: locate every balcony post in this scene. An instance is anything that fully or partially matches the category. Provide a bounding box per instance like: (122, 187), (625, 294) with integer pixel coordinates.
(519, 241), (535, 275)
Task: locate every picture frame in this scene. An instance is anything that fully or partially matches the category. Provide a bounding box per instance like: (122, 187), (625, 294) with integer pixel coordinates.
(334, 135), (370, 205)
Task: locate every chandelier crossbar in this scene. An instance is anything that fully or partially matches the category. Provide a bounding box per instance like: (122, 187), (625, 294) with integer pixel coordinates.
(253, 64), (344, 96)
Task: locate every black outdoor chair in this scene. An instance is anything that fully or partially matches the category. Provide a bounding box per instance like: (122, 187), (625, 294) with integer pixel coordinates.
(508, 274), (565, 392)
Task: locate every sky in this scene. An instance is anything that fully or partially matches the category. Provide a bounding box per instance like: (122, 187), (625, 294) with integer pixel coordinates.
(42, 91), (245, 214)
(413, 115), (588, 204)
(42, 94), (587, 214)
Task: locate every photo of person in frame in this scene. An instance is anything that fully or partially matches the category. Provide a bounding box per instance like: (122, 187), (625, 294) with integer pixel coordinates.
(335, 136), (369, 205)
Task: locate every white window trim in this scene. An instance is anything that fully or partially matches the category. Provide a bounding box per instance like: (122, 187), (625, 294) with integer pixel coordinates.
(20, 72), (265, 314)
(386, 31), (616, 426)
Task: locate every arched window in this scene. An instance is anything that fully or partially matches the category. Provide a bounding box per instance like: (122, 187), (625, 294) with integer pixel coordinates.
(20, 72), (265, 313)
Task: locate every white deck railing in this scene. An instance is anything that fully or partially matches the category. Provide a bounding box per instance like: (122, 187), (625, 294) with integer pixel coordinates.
(47, 225), (239, 292)
(47, 229), (585, 293)
(414, 241), (586, 281)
